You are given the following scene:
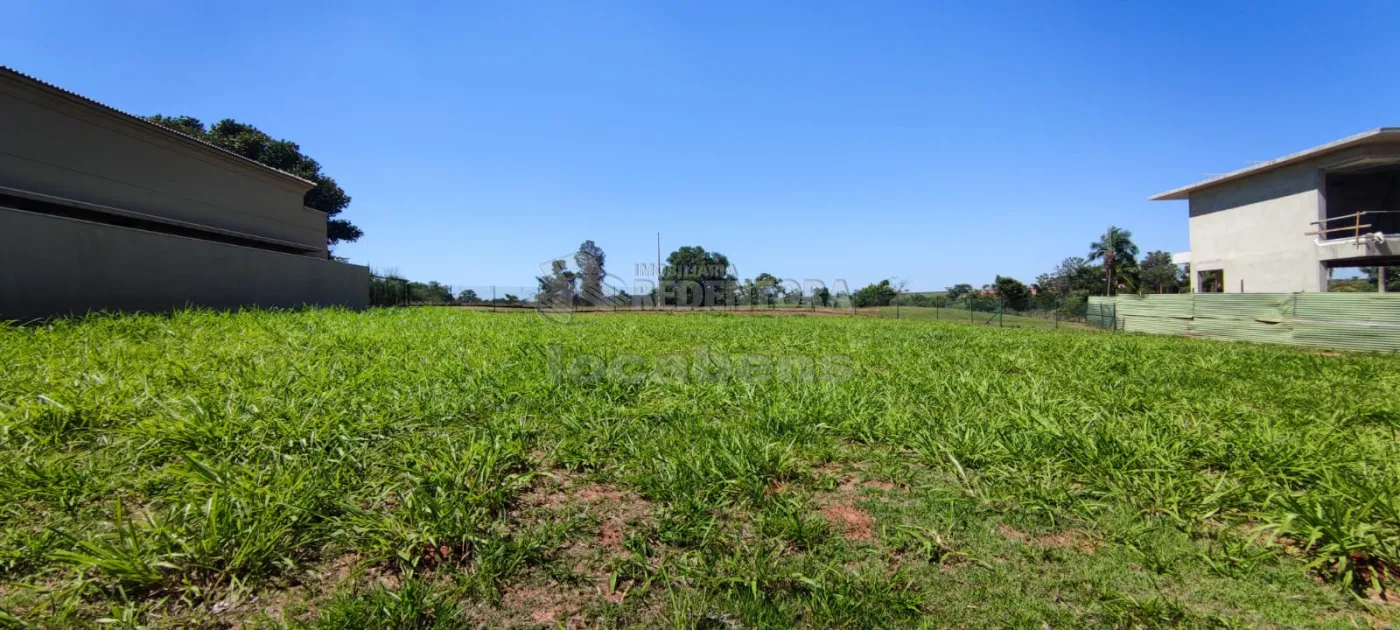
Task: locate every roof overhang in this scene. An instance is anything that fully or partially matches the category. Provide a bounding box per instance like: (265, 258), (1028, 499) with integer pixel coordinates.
(1150, 128), (1400, 201)
(0, 66), (315, 192)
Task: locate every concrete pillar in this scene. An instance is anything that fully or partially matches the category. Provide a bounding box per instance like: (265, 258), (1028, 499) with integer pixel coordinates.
(1382, 267), (1389, 293)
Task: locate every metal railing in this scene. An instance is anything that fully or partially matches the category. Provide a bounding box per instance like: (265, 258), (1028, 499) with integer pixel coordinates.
(1307, 210), (1400, 243)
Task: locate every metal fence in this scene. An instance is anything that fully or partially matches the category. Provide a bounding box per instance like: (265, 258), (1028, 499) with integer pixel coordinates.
(368, 280), (856, 312)
(369, 275), (410, 307)
(369, 278), (549, 310)
(366, 277), (1128, 333)
(854, 292), (1119, 331)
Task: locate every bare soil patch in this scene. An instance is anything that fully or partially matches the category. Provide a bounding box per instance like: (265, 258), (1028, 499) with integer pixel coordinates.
(499, 470), (657, 619)
(822, 504), (875, 542)
(999, 524), (1098, 553)
(490, 581), (592, 628)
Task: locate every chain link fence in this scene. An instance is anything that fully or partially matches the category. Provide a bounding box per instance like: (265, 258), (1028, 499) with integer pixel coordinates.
(854, 292), (1120, 330)
(368, 276), (1121, 331)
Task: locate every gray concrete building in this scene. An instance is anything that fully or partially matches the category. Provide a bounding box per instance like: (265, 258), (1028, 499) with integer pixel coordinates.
(0, 67), (368, 321)
(1152, 129), (1400, 293)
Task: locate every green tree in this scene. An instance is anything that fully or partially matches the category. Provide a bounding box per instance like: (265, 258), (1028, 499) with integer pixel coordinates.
(745, 272), (783, 304)
(1038, 257), (1093, 295)
(852, 279), (898, 307)
(993, 275), (1032, 311)
(408, 281), (453, 304)
(369, 274), (408, 306)
(1361, 267), (1400, 292)
(457, 288), (480, 303)
(1057, 258), (1106, 295)
(945, 283), (974, 301)
(145, 115), (362, 249)
(536, 259), (577, 304)
(574, 240), (607, 303)
(1088, 226), (1140, 297)
(1139, 251), (1181, 294)
(660, 246), (736, 306)
(1329, 278), (1374, 292)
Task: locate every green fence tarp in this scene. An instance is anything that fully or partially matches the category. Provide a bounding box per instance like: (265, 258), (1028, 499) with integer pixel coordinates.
(1192, 293), (1292, 322)
(1116, 294), (1194, 319)
(1293, 320), (1400, 352)
(1091, 293), (1400, 352)
(1190, 317), (1294, 345)
(1122, 314), (1192, 336)
(1295, 293), (1400, 324)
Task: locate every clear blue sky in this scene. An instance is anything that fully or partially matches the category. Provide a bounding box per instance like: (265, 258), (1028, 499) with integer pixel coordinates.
(5, 1), (1397, 291)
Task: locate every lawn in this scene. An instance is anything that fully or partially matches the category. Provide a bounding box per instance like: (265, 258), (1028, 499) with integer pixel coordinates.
(2, 308), (1398, 628)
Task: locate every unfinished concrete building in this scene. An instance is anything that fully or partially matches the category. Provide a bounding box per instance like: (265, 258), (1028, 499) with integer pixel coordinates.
(1151, 128), (1400, 293)
(0, 67), (368, 321)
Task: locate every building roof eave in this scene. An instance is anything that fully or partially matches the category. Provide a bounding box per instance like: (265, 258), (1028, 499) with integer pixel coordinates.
(0, 66), (316, 192)
(1149, 128), (1400, 202)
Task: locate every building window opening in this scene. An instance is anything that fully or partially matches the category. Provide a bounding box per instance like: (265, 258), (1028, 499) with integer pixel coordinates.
(1323, 166), (1400, 239)
(1327, 265), (1398, 293)
(1198, 269), (1225, 293)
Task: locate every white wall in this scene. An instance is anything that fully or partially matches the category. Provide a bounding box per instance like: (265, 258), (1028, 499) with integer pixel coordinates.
(1187, 163), (1326, 293)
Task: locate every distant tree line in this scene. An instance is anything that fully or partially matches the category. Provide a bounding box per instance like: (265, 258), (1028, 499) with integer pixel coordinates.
(1329, 267), (1400, 293)
(847, 225), (1189, 315)
(375, 225), (1204, 312)
(369, 273), (522, 306)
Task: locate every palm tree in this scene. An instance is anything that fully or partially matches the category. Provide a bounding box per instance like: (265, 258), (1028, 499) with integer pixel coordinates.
(1088, 226), (1140, 296)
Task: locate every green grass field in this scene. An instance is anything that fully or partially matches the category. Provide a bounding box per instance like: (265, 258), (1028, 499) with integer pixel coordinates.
(2, 308), (1399, 627)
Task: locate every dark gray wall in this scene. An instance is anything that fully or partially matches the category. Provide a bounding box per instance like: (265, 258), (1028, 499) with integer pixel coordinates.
(0, 208), (367, 321)
(0, 74), (326, 253)
(1325, 169), (1400, 234)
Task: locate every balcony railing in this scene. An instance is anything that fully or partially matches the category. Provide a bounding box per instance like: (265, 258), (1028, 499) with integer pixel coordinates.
(1306, 210), (1400, 243)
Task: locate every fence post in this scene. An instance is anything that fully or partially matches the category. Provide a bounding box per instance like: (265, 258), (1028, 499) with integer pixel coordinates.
(492, 286), (496, 313)
(896, 301), (900, 319)
(999, 300), (1003, 327)
(969, 299), (973, 323)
